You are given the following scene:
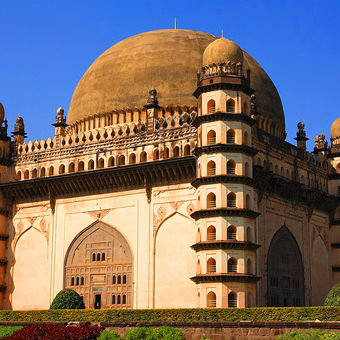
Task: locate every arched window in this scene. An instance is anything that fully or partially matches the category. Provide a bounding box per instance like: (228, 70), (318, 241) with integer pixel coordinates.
(227, 192), (236, 207)
(101, 252), (105, 261)
(59, 164), (65, 174)
(164, 147), (170, 159)
(286, 169), (290, 178)
(71, 277), (75, 286)
(197, 228), (201, 242)
(207, 192), (216, 208)
(92, 253), (96, 261)
(88, 159), (94, 170)
(80, 276), (84, 285)
(122, 294), (126, 304)
(244, 102), (249, 114)
(227, 225), (237, 240)
(112, 295), (116, 304)
(226, 99), (235, 113)
(207, 257), (216, 273)
(76, 276), (79, 286)
(117, 295), (121, 304)
(227, 129), (235, 144)
(98, 158), (104, 169)
(112, 275), (116, 284)
(247, 227), (252, 242)
(228, 291), (237, 307)
(123, 274), (127, 284)
(184, 144), (190, 156)
(207, 160), (216, 176)
(140, 151), (147, 163)
(207, 99), (216, 114)
(49, 166), (54, 176)
(274, 165), (279, 174)
(228, 257), (237, 273)
(118, 155), (125, 166)
(23, 170), (29, 180)
(207, 225), (216, 241)
(96, 253), (101, 261)
(32, 168), (37, 179)
(245, 194), (251, 209)
(153, 149), (159, 161)
(173, 146), (180, 157)
(244, 131), (249, 145)
(108, 156), (114, 167)
(197, 260), (201, 274)
(257, 158), (261, 166)
(78, 161), (84, 171)
(247, 292), (252, 307)
(245, 162), (250, 177)
(207, 130), (216, 145)
(16, 171), (22, 180)
(280, 167), (284, 176)
(129, 153), (136, 164)
(227, 160), (236, 174)
(117, 275), (121, 284)
(68, 163), (75, 173)
(247, 258), (253, 274)
(207, 291), (216, 308)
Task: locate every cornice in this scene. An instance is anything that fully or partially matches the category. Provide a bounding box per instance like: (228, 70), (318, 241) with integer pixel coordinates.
(191, 240), (260, 251)
(190, 208), (260, 220)
(193, 144), (258, 157)
(191, 175), (254, 188)
(254, 165), (340, 215)
(190, 273), (261, 284)
(192, 112), (256, 128)
(0, 157), (196, 202)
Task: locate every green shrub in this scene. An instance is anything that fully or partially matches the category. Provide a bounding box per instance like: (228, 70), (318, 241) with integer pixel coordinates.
(124, 326), (185, 340)
(277, 331), (340, 339)
(49, 289), (85, 310)
(325, 284), (340, 306)
(0, 326), (22, 338)
(151, 326), (185, 340)
(97, 330), (122, 340)
(124, 327), (149, 340)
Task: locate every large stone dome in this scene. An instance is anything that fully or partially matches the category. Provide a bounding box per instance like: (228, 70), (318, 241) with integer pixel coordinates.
(68, 29), (285, 131)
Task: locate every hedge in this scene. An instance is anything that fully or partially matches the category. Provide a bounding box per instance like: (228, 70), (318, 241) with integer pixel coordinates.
(0, 307), (339, 323)
(277, 331), (340, 339)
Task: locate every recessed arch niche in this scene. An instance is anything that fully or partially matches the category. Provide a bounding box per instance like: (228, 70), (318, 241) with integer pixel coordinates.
(267, 225), (305, 307)
(64, 221), (133, 309)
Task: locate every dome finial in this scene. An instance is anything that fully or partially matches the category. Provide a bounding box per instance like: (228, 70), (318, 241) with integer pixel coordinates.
(0, 102), (4, 125)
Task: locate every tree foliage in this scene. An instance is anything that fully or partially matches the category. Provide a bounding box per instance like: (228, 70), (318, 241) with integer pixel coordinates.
(50, 289), (85, 310)
(324, 284), (340, 306)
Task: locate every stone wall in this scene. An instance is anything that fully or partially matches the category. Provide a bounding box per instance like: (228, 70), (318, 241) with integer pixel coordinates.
(103, 321), (340, 340)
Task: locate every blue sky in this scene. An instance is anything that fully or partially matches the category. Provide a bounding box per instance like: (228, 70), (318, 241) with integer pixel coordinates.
(0, 0), (339, 150)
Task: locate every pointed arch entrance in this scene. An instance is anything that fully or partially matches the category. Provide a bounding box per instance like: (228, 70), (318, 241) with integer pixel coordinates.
(64, 221), (133, 309)
(267, 225), (305, 307)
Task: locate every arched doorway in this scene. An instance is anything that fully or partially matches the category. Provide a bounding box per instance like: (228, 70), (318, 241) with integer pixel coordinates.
(267, 225), (304, 307)
(64, 221), (133, 309)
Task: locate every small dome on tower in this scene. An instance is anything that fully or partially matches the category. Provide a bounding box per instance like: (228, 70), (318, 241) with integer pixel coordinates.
(331, 117), (340, 138)
(203, 38), (243, 66)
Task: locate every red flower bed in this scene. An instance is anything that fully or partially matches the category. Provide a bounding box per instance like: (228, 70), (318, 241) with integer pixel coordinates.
(6, 324), (104, 340)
